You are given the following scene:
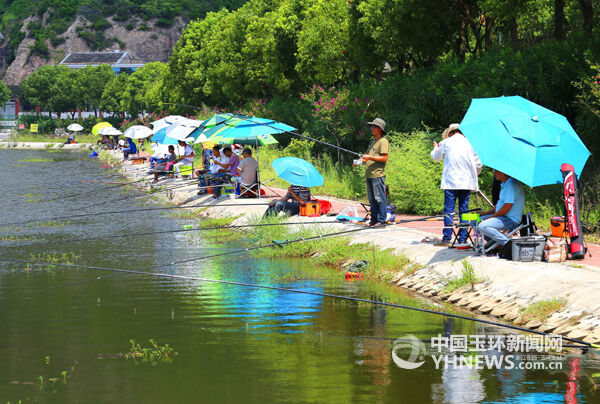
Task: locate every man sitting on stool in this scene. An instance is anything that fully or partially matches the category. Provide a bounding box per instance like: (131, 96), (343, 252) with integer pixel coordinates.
(263, 185), (311, 218)
(478, 170), (525, 254)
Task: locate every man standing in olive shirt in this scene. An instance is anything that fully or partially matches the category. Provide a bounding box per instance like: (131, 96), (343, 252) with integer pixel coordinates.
(361, 118), (389, 227)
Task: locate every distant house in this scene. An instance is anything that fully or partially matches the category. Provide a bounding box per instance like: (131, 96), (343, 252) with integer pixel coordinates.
(59, 51), (146, 74)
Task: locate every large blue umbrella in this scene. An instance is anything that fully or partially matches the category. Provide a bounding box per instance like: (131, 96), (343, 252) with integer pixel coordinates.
(204, 115), (294, 145)
(151, 127), (180, 145)
(459, 96), (590, 187)
(271, 157), (324, 187)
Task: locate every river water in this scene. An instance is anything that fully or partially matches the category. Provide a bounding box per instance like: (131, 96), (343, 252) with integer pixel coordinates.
(0, 149), (598, 403)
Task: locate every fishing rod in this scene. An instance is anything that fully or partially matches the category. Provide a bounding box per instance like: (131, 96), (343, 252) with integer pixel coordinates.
(7, 241), (597, 350)
(69, 180), (198, 211)
(0, 202), (271, 228)
(156, 103), (363, 157)
(0, 173), (120, 195)
(3, 220), (344, 246)
(12, 177), (150, 207)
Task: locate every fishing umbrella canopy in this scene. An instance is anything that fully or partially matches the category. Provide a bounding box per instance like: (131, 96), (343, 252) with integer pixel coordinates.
(67, 123), (83, 132)
(124, 125), (153, 139)
(150, 115), (186, 134)
(92, 122), (113, 135)
(150, 127), (180, 145)
(165, 119), (204, 141)
(188, 113), (235, 143)
(204, 116), (293, 145)
(459, 96), (591, 187)
(271, 157), (324, 187)
(98, 126), (123, 136)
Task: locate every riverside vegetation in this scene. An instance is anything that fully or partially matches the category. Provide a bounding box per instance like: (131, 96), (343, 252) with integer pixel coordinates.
(6, 0), (600, 236)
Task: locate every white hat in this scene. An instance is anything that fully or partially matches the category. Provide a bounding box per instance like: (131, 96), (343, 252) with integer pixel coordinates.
(367, 117), (387, 132)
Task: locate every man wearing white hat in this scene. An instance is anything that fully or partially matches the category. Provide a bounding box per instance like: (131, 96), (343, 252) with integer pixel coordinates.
(431, 123), (482, 245)
(361, 117), (389, 227)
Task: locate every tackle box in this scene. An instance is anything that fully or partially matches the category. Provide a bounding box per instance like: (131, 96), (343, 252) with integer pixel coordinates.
(300, 201), (320, 217)
(511, 236), (546, 262)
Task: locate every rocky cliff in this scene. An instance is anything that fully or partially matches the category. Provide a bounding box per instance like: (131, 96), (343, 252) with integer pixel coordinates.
(2, 15), (186, 85)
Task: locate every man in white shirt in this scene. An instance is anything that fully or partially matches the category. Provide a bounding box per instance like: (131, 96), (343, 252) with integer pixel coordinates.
(430, 123), (482, 244)
(174, 140), (195, 177)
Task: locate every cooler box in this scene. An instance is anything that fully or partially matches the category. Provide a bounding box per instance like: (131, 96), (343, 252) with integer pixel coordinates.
(550, 216), (567, 237)
(512, 236), (546, 262)
(223, 185), (235, 194)
(300, 201), (320, 217)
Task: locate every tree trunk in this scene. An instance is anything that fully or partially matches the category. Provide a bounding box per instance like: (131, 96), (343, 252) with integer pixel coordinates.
(578, 0), (594, 34)
(483, 17), (494, 50)
(555, 0), (565, 39)
(508, 17), (519, 50)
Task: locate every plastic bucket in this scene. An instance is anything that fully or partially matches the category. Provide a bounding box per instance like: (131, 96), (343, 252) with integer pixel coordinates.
(550, 217), (566, 237)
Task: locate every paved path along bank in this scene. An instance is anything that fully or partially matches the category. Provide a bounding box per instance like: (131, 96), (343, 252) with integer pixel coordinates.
(104, 150), (600, 345)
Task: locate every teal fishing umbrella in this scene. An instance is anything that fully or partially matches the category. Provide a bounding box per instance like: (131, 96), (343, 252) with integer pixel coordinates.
(459, 96), (590, 187)
(188, 113), (235, 143)
(271, 157), (324, 187)
(207, 116), (294, 145)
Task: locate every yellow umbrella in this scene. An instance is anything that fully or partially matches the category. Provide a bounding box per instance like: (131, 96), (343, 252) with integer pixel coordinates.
(92, 122), (113, 135)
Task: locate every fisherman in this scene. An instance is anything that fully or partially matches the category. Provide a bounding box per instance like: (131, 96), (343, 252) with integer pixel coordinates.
(430, 123), (482, 246)
(360, 118), (389, 227)
(152, 145), (177, 183)
(263, 185), (311, 218)
(173, 140), (195, 178)
(236, 148), (259, 196)
(122, 137), (137, 160)
(210, 146), (239, 198)
(478, 170), (525, 254)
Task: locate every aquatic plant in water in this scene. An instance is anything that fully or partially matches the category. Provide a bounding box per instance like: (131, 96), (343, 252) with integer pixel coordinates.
(125, 339), (178, 364)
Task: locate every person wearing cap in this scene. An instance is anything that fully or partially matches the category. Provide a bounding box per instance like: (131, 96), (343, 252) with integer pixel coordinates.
(430, 123), (482, 245)
(361, 118), (389, 227)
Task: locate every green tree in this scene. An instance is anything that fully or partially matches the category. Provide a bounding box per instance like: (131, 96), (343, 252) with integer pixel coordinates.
(21, 65), (64, 116)
(123, 62), (168, 116)
(0, 81), (10, 106)
(78, 65), (115, 116)
(101, 73), (129, 115)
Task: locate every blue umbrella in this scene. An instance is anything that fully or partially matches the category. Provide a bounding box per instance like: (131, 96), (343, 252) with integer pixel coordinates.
(151, 127), (180, 145)
(206, 116), (294, 145)
(271, 157), (324, 187)
(459, 96), (590, 187)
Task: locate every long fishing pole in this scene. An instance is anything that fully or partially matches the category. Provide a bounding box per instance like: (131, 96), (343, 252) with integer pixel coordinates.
(6, 245), (596, 350)
(157, 103), (363, 157)
(0, 173), (120, 195)
(0, 202), (271, 228)
(3, 220), (344, 246)
(69, 180), (198, 211)
(12, 177), (150, 207)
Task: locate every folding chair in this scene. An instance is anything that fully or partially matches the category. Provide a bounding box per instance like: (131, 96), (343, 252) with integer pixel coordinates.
(482, 213), (537, 254)
(238, 169), (260, 198)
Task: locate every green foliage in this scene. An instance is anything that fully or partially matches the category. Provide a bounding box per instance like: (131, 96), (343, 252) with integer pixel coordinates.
(444, 259), (484, 293)
(521, 297), (568, 322)
(125, 339), (178, 364)
(0, 81), (10, 105)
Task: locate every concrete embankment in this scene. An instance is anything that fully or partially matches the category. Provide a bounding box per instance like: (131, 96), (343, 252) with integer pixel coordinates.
(0, 141), (94, 150)
(106, 149), (600, 345)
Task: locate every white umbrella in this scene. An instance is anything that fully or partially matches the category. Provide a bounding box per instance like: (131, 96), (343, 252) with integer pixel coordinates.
(150, 115), (186, 134)
(98, 126), (123, 136)
(67, 123), (84, 132)
(124, 125), (153, 139)
(165, 119), (204, 141)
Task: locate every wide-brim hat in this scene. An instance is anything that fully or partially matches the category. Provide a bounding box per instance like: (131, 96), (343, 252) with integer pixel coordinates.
(367, 117), (386, 132)
(442, 123), (460, 139)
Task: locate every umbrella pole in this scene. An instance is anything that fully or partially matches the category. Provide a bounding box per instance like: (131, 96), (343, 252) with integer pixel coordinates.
(256, 138), (261, 199)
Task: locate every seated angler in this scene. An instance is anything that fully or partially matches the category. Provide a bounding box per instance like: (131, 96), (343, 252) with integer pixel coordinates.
(478, 169), (525, 255)
(263, 184), (311, 218)
(236, 148), (259, 197)
(152, 145), (177, 183)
